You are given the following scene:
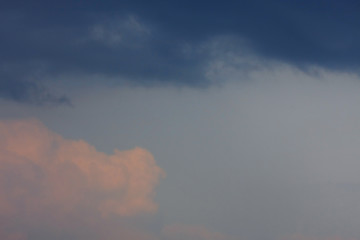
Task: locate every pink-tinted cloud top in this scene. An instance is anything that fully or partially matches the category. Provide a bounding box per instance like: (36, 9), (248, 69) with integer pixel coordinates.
(0, 119), (164, 237)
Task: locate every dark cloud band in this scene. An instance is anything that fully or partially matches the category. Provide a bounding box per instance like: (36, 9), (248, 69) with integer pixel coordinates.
(1, 0), (359, 104)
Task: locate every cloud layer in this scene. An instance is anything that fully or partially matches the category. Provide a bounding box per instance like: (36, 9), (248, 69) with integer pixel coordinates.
(1, 0), (359, 104)
(0, 119), (164, 239)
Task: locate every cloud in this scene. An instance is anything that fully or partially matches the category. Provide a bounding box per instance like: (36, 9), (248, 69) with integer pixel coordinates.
(0, 11), (206, 104)
(0, 118), (164, 238)
(162, 224), (237, 240)
(3, 1), (359, 104)
(90, 15), (151, 46)
(0, 78), (71, 106)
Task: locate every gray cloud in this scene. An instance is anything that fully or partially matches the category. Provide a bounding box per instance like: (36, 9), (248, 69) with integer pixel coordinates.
(0, 78), (70, 106)
(1, 0), (360, 104)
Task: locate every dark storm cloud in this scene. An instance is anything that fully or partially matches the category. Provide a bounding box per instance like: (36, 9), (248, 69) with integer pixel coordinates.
(1, 0), (360, 103)
(0, 75), (70, 106)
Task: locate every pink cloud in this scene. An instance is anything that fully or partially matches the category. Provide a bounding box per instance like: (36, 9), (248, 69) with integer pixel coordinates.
(0, 118), (164, 237)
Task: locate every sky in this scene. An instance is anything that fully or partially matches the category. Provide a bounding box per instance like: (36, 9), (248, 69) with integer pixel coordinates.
(1, 1), (360, 240)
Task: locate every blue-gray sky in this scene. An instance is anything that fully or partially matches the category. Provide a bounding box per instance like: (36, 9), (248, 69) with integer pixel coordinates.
(1, 1), (360, 240)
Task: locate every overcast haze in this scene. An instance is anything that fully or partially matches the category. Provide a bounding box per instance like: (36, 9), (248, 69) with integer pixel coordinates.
(1, 1), (360, 240)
